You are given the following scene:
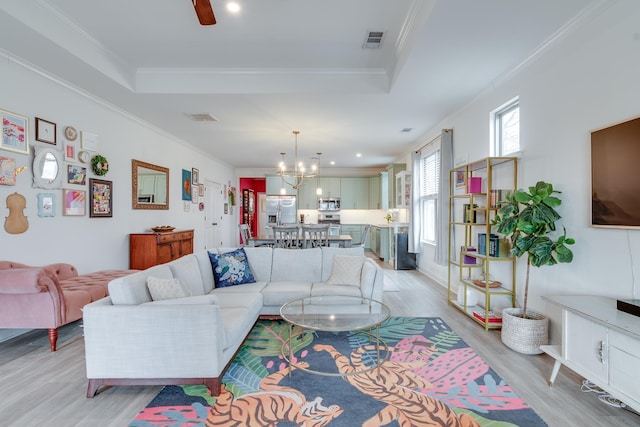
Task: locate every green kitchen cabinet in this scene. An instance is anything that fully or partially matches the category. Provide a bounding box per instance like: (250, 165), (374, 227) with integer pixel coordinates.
(369, 175), (381, 209)
(341, 177), (369, 209)
(297, 182), (318, 209)
(386, 164), (406, 208)
(318, 177), (341, 198)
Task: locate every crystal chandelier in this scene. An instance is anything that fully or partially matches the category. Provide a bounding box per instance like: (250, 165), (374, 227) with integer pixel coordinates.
(278, 130), (321, 194)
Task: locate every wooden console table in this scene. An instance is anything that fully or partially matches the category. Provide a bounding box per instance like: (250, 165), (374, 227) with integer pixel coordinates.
(541, 295), (640, 413)
(130, 229), (194, 269)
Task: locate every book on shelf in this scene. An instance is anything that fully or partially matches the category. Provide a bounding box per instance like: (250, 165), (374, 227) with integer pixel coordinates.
(489, 189), (510, 208)
(468, 176), (482, 194)
(461, 246), (477, 264)
(478, 233), (510, 257)
(463, 204), (478, 223)
(473, 309), (502, 323)
(477, 233), (497, 255)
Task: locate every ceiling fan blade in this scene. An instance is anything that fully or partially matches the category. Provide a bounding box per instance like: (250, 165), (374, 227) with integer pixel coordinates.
(192, 0), (216, 25)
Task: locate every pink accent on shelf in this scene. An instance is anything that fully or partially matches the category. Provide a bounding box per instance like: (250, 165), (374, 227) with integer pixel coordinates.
(469, 177), (482, 193)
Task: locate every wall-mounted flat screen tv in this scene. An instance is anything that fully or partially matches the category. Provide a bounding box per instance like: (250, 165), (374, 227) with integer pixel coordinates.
(591, 116), (640, 228)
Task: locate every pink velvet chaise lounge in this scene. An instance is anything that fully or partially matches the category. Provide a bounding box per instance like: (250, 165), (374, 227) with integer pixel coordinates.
(0, 261), (136, 351)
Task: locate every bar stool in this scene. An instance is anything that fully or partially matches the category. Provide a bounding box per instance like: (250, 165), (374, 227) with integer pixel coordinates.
(273, 225), (301, 248)
(301, 224), (330, 248)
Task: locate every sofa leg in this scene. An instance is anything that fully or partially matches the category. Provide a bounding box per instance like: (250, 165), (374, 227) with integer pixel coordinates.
(87, 379), (103, 398)
(205, 378), (221, 396)
(48, 328), (58, 352)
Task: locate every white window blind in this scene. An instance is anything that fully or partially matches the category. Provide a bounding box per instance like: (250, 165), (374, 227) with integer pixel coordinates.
(420, 149), (440, 243)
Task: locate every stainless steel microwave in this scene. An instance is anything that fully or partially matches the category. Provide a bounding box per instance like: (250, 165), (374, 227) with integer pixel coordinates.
(317, 197), (340, 211)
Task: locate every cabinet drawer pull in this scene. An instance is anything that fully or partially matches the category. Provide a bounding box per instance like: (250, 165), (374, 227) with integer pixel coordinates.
(598, 341), (606, 364)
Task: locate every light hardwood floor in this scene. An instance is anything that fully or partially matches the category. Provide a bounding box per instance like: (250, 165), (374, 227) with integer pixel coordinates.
(1, 259), (639, 426)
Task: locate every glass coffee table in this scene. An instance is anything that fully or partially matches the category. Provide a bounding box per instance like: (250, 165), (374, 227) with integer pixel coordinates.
(280, 295), (391, 377)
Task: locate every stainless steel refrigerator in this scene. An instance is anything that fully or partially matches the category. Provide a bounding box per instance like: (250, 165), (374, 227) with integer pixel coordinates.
(266, 195), (297, 226)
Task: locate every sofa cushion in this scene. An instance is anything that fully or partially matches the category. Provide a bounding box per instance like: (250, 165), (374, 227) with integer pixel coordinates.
(218, 307), (252, 351)
(210, 281), (268, 295)
(311, 282), (362, 298)
(239, 247), (273, 282)
(326, 255), (364, 287)
(147, 277), (191, 301)
(260, 281), (312, 307)
(109, 264), (172, 305)
(208, 248), (256, 288)
(193, 251), (216, 294)
(271, 248), (322, 282)
(167, 255), (206, 296)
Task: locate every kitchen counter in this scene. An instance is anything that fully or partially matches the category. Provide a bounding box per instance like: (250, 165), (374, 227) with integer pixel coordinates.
(373, 222), (409, 230)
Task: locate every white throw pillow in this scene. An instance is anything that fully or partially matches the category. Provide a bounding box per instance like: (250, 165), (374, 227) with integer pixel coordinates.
(326, 255), (364, 287)
(146, 276), (191, 301)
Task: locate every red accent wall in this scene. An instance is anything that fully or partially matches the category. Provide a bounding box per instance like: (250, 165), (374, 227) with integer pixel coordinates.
(239, 178), (266, 236)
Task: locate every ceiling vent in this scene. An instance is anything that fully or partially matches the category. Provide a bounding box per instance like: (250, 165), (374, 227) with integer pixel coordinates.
(184, 112), (217, 122)
(363, 30), (384, 49)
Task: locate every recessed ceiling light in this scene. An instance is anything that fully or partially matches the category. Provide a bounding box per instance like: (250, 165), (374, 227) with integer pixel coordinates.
(330, 161), (336, 165)
(356, 153), (362, 158)
(227, 2), (240, 13)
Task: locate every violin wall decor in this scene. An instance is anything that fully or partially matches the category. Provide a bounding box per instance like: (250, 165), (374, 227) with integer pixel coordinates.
(5, 192), (29, 234)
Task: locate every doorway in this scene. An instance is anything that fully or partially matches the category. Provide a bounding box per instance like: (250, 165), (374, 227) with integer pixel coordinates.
(204, 180), (224, 249)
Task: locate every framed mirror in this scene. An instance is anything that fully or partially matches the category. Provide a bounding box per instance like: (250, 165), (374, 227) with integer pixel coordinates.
(132, 159), (169, 210)
(32, 148), (63, 189)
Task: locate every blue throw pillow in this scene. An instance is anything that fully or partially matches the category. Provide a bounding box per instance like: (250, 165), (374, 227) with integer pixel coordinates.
(208, 248), (256, 288)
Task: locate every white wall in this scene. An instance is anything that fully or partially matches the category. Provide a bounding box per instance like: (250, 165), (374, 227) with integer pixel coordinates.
(415, 0), (640, 316)
(0, 57), (238, 274)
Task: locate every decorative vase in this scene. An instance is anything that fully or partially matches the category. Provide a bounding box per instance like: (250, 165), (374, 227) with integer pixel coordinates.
(501, 307), (548, 355)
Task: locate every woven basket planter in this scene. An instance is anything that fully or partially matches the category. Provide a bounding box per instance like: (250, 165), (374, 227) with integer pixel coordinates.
(501, 307), (548, 355)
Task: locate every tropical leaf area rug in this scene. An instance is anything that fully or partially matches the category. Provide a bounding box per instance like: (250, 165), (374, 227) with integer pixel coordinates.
(129, 317), (547, 426)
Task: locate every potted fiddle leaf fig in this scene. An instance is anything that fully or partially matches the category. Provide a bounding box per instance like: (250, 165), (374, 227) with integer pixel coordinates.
(492, 181), (575, 354)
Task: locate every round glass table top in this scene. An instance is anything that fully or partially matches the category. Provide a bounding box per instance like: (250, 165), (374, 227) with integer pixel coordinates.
(280, 295), (390, 332)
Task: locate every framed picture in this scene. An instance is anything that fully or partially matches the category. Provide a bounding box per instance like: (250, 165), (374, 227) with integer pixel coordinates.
(35, 117), (56, 145)
(192, 167), (199, 185)
(0, 156), (16, 185)
(198, 183), (204, 197)
(37, 193), (55, 217)
(191, 185), (198, 203)
(455, 170), (466, 188)
(89, 178), (112, 218)
(63, 189), (86, 216)
(0, 109), (29, 154)
(67, 164), (87, 185)
(182, 169), (192, 201)
(64, 142), (75, 161)
(81, 131), (98, 151)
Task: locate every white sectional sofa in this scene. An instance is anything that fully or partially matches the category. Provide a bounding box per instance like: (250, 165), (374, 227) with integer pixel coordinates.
(83, 246), (383, 397)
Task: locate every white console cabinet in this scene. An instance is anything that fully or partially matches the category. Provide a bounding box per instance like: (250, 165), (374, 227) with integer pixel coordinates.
(542, 295), (640, 413)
